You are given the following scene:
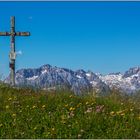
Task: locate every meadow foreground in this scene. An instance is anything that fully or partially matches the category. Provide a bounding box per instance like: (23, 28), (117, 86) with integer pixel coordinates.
(0, 84), (140, 139)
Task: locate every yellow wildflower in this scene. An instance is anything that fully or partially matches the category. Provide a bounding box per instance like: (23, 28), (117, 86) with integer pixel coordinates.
(77, 104), (80, 108)
(8, 97), (12, 101)
(69, 95), (73, 98)
(91, 102), (95, 105)
(86, 101), (89, 105)
(69, 107), (73, 111)
(137, 116), (140, 120)
(110, 111), (115, 116)
(77, 103), (82, 108)
(26, 105), (29, 108)
(42, 105), (46, 108)
(34, 126), (37, 130)
(75, 121), (78, 124)
(69, 107), (75, 111)
(12, 114), (16, 117)
(13, 119), (16, 122)
(116, 109), (127, 116)
(121, 102), (124, 105)
(65, 104), (68, 107)
(120, 113), (125, 116)
(13, 123), (16, 127)
(32, 105), (36, 109)
(5, 105), (9, 109)
(116, 110), (123, 115)
(13, 96), (17, 100)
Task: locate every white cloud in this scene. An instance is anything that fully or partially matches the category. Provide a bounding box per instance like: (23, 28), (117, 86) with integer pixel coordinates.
(16, 50), (22, 55)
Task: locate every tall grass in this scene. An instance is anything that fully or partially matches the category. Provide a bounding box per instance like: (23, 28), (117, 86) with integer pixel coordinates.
(0, 83), (140, 138)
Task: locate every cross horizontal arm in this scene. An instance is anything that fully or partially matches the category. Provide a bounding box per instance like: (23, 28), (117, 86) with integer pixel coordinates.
(16, 32), (30, 36)
(0, 32), (10, 36)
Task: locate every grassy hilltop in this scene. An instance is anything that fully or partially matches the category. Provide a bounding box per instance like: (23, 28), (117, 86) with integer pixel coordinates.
(0, 83), (140, 139)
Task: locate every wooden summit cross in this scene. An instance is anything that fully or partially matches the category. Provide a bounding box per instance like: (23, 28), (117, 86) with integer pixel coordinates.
(0, 16), (30, 86)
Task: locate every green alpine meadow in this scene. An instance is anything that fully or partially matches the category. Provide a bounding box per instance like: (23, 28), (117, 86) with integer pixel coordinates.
(0, 83), (140, 139)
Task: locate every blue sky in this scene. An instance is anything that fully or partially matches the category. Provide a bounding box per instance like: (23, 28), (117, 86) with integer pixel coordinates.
(0, 2), (140, 77)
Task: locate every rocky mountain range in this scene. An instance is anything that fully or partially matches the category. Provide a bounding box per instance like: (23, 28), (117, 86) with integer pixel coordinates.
(5, 64), (140, 95)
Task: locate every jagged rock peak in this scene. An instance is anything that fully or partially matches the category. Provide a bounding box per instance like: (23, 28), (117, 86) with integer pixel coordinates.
(123, 66), (140, 78)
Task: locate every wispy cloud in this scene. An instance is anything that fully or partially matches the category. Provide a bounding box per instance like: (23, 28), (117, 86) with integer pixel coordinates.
(16, 50), (22, 55)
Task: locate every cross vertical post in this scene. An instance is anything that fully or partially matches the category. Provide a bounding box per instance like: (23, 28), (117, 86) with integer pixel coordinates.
(10, 16), (15, 86)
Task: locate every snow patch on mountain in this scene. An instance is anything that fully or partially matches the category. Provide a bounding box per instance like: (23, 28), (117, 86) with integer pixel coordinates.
(26, 75), (38, 80)
(41, 69), (47, 75)
(86, 73), (91, 77)
(76, 75), (82, 79)
(99, 68), (140, 93)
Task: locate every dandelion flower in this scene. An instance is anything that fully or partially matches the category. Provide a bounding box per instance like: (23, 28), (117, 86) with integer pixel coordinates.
(5, 105), (9, 109)
(8, 97), (12, 101)
(86, 101), (89, 105)
(69, 107), (75, 111)
(26, 105), (29, 108)
(121, 103), (124, 105)
(69, 107), (73, 111)
(137, 116), (140, 120)
(91, 102), (95, 105)
(110, 111), (115, 116)
(34, 127), (37, 130)
(32, 105), (36, 109)
(42, 105), (46, 108)
(69, 95), (73, 98)
(116, 110), (123, 115)
(12, 114), (16, 117)
(116, 109), (127, 115)
(64, 104), (68, 107)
